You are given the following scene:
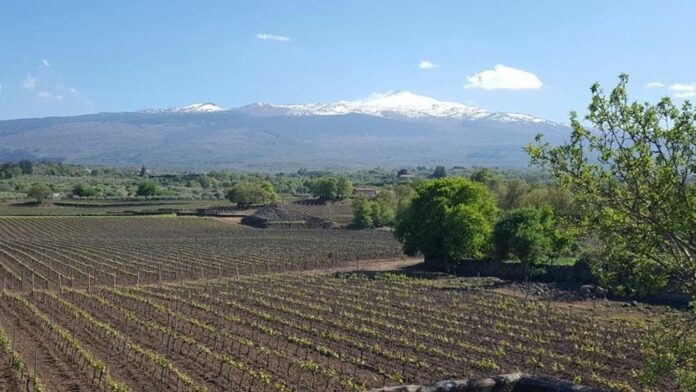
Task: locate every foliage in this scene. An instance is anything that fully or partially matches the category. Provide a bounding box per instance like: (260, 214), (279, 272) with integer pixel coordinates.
(136, 180), (162, 197)
(225, 181), (277, 207)
(352, 191), (396, 228)
(527, 74), (696, 299)
(640, 313), (696, 392)
(72, 183), (104, 197)
(311, 176), (353, 200)
(18, 159), (33, 175)
(394, 177), (498, 269)
(493, 206), (571, 267)
(27, 183), (52, 203)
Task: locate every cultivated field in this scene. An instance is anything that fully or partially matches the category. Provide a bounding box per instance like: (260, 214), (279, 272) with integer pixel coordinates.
(0, 216), (681, 392)
(0, 272), (675, 391)
(0, 217), (402, 290)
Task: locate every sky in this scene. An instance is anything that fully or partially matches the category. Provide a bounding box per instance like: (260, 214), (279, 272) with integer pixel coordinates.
(0, 0), (694, 122)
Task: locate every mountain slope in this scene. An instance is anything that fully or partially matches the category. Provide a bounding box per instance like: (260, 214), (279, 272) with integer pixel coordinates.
(0, 92), (569, 170)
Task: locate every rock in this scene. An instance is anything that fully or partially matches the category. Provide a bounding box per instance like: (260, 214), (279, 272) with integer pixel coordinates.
(579, 284), (595, 297)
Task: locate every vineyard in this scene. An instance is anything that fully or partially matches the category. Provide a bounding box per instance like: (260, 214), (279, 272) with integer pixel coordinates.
(0, 216), (680, 391)
(0, 272), (676, 391)
(0, 217), (402, 290)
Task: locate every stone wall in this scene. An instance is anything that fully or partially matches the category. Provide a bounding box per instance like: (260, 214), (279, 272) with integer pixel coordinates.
(451, 259), (596, 284)
(370, 373), (604, 392)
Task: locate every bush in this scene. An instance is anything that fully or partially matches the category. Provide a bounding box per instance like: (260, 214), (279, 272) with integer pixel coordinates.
(225, 181), (276, 207)
(492, 206), (571, 269)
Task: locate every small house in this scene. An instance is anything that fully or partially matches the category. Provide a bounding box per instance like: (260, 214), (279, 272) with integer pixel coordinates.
(353, 187), (379, 198)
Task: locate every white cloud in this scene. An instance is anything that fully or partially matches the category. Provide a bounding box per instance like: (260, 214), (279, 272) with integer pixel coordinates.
(36, 91), (52, 98)
(464, 64), (543, 90)
(41, 59), (51, 68)
(256, 33), (291, 42)
(644, 82), (665, 89)
(419, 60), (437, 69)
(22, 74), (38, 90)
(669, 83), (696, 99)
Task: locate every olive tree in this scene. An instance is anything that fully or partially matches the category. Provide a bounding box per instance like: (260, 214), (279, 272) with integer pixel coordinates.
(27, 183), (52, 203)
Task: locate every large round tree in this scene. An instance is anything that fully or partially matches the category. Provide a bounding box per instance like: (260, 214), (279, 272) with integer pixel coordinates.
(395, 177), (498, 270)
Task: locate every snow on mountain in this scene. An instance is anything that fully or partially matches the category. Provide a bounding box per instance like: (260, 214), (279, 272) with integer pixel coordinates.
(140, 102), (226, 114)
(246, 91), (554, 124)
(140, 92), (556, 125)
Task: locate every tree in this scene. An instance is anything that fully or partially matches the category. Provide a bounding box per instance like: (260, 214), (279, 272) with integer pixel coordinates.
(136, 180), (161, 197)
(527, 74), (696, 299)
(225, 182), (276, 207)
(430, 165), (447, 179)
(500, 178), (530, 210)
(311, 177), (338, 200)
(27, 183), (51, 203)
(527, 74), (696, 390)
(138, 165), (147, 177)
(395, 178), (498, 269)
(18, 159), (33, 175)
(72, 183), (103, 197)
(335, 176), (353, 200)
(352, 191), (397, 228)
(493, 206), (570, 268)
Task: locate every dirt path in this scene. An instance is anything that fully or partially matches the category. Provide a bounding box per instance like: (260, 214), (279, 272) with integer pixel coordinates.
(301, 257), (423, 275)
(0, 300), (96, 392)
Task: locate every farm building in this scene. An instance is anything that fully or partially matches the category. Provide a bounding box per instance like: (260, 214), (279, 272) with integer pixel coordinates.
(353, 187), (379, 198)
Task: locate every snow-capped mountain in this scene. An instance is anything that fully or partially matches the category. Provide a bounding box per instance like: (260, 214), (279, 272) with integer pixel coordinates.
(241, 91), (555, 125)
(139, 102), (226, 114)
(0, 91), (569, 169)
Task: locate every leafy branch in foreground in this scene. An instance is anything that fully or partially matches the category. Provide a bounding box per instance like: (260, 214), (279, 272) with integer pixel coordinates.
(527, 73), (696, 299)
(527, 74), (696, 391)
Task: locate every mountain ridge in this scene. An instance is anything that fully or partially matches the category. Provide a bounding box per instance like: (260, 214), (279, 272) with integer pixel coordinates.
(0, 92), (569, 170)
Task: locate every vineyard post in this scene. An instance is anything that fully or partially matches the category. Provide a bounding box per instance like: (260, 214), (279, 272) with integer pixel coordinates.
(88, 274), (91, 293)
(158, 267), (162, 286)
(31, 272), (35, 298)
(137, 269), (140, 285)
(34, 348), (38, 387)
(235, 265), (239, 279)
(113, 272), (116, 287)
(58, 274), (62, 295)
(218, 264), (222, 280)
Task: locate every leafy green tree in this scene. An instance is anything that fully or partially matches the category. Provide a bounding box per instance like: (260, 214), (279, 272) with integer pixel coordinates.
(311, 177), (338, 200)
(335, 176), (353, 200)
(226, 182), (276, 207)
(470, 168), (507, 205)
(27, 183), (51, 203)
(500, 178), (530, 210)
(72, 183), (103, 197)
(527, 74), (696, 299)
(527, 74), (696, 391)
(352, 191), (398, 228)
(136, 180), (161, 197)
(395, 178), (498, 269)
(18, 159), (33, 175)
(493, 206), (571, 268)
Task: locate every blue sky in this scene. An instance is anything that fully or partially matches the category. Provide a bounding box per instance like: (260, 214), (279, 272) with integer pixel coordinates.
(1, 0), (694, 121)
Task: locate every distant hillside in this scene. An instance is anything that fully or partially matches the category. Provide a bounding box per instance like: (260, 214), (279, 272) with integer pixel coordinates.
(0, 92), (569, 170)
